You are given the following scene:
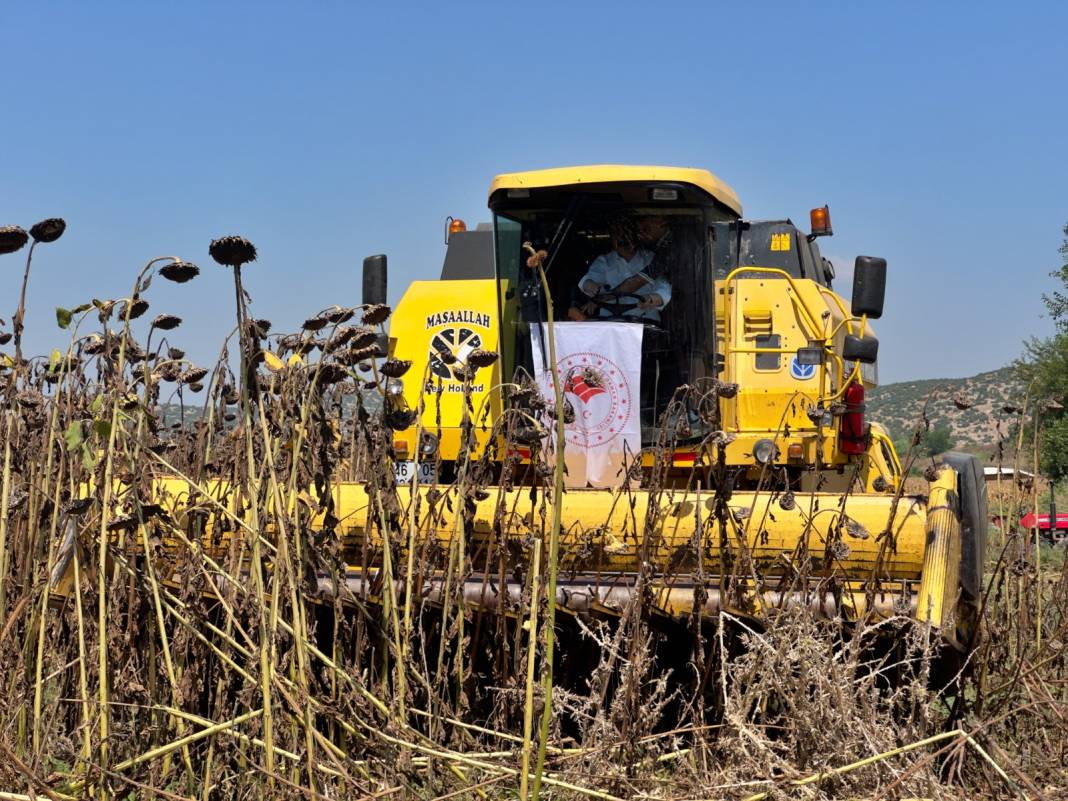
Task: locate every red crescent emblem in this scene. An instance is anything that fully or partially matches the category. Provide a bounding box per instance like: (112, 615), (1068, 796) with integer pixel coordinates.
(564, 374), (607, 403)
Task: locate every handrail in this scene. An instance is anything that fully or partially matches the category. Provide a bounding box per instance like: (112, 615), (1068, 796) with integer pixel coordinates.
(869, 426), (903, 490)
(719, 265), (866, 407)
(721, 266), (833, 395)
(721, 266), (824, 334)
(817, 285), (856, 336)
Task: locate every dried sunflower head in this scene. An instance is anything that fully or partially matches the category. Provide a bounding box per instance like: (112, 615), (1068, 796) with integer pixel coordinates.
(151, 314), (182, 331)
(380, 358), (412, 378)
(155, 363), (182, 383)
(349, 326), (377, 349)
(468, 349), (498, 369)
(29, 218), (66, 243)
(0, 333), (10, 346)
(159, 261), (200, 283)
(302, 315), (330, 332)
(341, 344), (378, 365)
(124, 339), (146, 362)
(248, 318), (271, 339)
(326, 307), (354, 324)
(330, 326), (357, 348)
(181, 366), (208, 384)
(385, 408), (416, 431)
(829, 540), (851, 561)
(278, 334), (303, 353)
(0, 226), (29, 255)
(562, 400), (575, 423)
(452, 363), (476, 382)
(82, 336), (105, 356)
(120, 298), (149, 320)
(316, 364), (349, 385)
(168, 347), (185, 360)
(843, 516), (870, 540)
(362, 304), (391, 325)
(715, 381), (739, 399)
(513, 425), (542, 445)
(209, 235), (257, 267)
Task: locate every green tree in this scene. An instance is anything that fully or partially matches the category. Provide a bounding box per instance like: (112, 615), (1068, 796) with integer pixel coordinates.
(920, 424), (954, 456)
(1016, 223), (1068, 480)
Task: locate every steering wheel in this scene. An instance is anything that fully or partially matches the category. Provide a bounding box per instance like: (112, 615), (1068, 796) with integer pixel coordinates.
(587, 292), (646, 320)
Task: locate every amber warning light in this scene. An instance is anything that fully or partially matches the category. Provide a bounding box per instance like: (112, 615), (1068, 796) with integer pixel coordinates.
(446, 216), (467, 243)
(809, 205), (832, 237)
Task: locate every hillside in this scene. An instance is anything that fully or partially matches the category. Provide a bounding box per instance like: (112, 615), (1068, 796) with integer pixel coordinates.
(867, 366), (1025, 447)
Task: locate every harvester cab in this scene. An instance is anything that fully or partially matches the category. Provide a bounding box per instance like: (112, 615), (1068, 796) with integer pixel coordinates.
(384, 166), (900, 496)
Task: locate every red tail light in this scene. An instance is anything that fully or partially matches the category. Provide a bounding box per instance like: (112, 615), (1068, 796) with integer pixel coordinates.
(839, 381), (867, 455)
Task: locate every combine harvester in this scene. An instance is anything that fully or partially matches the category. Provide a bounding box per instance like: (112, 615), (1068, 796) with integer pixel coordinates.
(331, 164), (989, 652)
(127, 165), (986, 661)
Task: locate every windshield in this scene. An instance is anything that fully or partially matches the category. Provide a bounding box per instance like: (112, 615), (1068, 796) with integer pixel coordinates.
(493, 196), (732, 442)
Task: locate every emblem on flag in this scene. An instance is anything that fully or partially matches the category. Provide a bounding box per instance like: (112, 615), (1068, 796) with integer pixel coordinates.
(532, 322), (643, 488)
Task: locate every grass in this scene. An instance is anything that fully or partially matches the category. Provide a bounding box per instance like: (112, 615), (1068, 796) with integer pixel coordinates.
(0, 227), (1064, 799)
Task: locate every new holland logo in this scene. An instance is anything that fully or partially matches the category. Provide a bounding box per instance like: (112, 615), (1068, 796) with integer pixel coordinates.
(428, 326), (482, 380)
(790, 356), (816, 380)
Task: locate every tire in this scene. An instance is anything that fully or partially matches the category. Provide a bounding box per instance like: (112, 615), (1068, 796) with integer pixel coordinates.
(940, 452), (988, 604)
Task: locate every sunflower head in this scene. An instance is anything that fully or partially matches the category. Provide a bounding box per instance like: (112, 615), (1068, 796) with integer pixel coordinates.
(29, 218), (66, 244)
(0, 226), (29, 255)
(160, 261), (200, 283)
(209, 236), (257, 267)
(362, 304), (391, 325)
(151, 314), (182, 331)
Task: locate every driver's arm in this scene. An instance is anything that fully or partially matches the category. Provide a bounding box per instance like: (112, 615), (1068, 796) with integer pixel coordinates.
(579, 256), (610, 297)
(581, 278), (603, 296)
(644, 276), (672, 308)
(613, 272), (652, 294)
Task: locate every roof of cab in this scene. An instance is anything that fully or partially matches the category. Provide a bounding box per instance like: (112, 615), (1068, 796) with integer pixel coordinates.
(488, 164), (742, 216)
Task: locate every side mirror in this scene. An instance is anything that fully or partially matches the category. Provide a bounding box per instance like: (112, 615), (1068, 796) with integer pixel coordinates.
(851, 255), (886, 319)
(363, 254), (388, 306)
(842, 334), (879, 364)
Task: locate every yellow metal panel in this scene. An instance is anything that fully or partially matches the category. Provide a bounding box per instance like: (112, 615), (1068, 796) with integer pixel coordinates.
(388, 279), (502, 458)
(488, 164), (742, 216)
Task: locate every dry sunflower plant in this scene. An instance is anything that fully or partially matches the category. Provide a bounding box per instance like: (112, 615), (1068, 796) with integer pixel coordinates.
(0, 224), (1063, 800)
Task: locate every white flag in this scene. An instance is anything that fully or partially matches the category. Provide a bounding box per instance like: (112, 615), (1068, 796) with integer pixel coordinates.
(531, 322), (643, 488)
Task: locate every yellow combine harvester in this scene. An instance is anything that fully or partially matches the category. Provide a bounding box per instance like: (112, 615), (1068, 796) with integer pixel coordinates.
(129, 165), (985, 653)
(330, 164), (988, 648)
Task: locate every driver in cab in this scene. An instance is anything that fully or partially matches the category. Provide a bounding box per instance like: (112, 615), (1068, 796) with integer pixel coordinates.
(575, 217), (671, 323)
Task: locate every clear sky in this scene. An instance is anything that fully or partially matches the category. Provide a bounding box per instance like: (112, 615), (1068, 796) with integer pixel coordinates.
(2, 1), (1066, 383)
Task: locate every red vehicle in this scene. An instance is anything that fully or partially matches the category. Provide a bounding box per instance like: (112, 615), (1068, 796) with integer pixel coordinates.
(1020, 512), (1068, 545)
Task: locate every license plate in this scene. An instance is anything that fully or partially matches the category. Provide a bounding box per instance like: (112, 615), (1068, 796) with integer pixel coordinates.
(393, 460), (437, 485)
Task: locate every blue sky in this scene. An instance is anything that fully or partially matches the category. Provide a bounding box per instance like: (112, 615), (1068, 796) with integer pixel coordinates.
(1, 1), (1065, 383)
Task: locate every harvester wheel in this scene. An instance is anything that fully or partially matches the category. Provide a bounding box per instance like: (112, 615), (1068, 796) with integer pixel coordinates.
(940, 452), (989, 605)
